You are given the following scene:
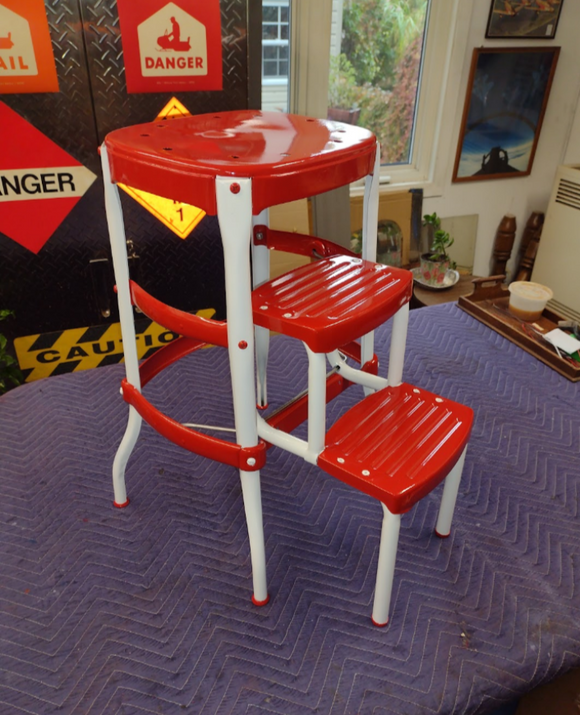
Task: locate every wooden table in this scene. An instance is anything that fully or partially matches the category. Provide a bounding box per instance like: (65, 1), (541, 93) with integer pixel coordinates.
(412, 272), (475, 308)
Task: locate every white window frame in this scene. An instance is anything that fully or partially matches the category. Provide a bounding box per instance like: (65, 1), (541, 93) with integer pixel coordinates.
(262, 0), (290, 85)
(289, 0), (474, 198)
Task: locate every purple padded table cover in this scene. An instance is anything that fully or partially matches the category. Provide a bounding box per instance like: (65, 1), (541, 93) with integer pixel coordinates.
(0, 303), (579, 715)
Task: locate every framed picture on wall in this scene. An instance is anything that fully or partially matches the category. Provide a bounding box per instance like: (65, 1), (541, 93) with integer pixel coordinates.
(452, 47), (560, 183)
(486, 0), (564, 39)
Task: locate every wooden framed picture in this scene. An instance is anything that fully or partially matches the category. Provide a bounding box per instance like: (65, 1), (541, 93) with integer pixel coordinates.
(486, 0), (564, 39)
(452, 47), (559, 183)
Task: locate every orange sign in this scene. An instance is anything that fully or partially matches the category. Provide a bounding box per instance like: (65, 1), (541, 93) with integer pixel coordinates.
(0, 0), (59, 94)
(119, 98), (206, 239)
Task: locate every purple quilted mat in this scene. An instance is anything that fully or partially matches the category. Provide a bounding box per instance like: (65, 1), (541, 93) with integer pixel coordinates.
(1, 303), (579, 714)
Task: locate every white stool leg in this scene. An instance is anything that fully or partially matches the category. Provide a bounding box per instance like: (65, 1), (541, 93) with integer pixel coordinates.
(360, 142), (380, 391)
(372, 503), (401, 627)
(240, 469), (268, 605)
(101, 144), (142, 507)
(255, 327), (269, 409)
(252, 211), (270, 409)
(216, 177), (268, 605)
(435, 445), (468, 538)
(112, 406), (141, 507)
(361, 142), (380, 264)
(305, 346), (327, 463)
(387, 302), (409, 388)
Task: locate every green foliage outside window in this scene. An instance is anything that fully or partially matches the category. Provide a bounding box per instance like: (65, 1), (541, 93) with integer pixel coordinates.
(328, 0), (428, 164)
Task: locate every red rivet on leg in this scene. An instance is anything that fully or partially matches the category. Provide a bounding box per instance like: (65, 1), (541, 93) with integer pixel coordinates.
(230, 182), (241, 194)
(238, 340), (248, 349)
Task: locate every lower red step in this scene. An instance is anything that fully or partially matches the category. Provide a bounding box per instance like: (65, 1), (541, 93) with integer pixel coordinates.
(317, 383), (473, 514)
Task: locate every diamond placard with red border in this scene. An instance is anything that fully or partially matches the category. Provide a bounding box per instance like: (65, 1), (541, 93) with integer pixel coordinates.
(0, 101), (96, 253)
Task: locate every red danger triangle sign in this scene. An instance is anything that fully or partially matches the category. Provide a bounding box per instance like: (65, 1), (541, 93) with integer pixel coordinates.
(0, 101), (96, 253)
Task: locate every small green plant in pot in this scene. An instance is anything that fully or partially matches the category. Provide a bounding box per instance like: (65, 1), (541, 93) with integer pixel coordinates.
(0, 309), (23, 395)
(420, 213), (455, 286)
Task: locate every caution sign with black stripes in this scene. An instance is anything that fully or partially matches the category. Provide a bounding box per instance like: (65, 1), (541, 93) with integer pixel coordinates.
(14, 310), (215, 382)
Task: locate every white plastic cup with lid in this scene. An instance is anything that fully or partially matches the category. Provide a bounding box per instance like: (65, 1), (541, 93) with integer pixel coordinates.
(508, 281), (553, 322)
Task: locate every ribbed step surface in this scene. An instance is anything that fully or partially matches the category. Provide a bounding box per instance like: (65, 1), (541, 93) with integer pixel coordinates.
(318, 382), (473, 513)
(252, 255), (412, 352)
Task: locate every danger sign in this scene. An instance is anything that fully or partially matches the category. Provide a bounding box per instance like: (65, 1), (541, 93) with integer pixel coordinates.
(0, 0), (59, 94)
(0, 101), (96, 253)
(117, 0), (223, 94)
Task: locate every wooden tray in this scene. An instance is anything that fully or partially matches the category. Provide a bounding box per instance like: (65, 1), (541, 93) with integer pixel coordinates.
(458, 275), (580, 382)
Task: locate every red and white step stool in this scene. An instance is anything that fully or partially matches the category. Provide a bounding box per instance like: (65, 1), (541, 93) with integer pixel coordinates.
(100, 110), (473, 624)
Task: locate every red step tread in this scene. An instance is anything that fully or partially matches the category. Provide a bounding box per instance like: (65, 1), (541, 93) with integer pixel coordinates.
(318, 383), (473, 513)
(252, 255), (413, 353)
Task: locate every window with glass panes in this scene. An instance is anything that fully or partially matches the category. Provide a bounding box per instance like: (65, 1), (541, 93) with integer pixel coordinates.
(262, 3), (289, 79)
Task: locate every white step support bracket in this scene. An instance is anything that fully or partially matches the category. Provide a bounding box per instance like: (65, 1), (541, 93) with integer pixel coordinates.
(326, 349), (389, 392)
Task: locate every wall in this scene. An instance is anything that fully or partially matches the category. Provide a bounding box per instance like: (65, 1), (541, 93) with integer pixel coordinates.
(422, 0), (580, 279)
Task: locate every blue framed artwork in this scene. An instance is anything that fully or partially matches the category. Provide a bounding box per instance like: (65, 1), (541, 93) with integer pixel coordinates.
(453, 47), (560, 183)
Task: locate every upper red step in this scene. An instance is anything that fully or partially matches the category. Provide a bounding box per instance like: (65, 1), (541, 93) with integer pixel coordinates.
(318, 383), (473, 514)
(252, 255), (413, 353)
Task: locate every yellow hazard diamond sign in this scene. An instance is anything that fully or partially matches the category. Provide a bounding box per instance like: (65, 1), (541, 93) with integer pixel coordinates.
(119, 97), (206, 240)
(14, 310), (215, 382)
(117, 185), (206, 239)
(156, 97), (191, 119)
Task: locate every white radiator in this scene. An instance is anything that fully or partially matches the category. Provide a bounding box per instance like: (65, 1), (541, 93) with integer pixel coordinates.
(532, 164), (580, 323)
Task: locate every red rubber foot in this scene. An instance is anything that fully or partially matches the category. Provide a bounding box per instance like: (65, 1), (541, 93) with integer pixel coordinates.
(113, 499), (130, 508)
(256, 403), (269, 411)
(371, 616), (389, 627)
(252, 593), (270, 607)
(435, 530), (450, 539)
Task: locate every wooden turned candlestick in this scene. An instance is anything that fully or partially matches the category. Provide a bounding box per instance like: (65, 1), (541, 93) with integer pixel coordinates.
(515, 211), (544, 282)
(492, 214), (516, 277)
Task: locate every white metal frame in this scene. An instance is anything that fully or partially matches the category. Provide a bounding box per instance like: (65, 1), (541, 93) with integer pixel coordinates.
(101, 145), (269, 605)
(101, 130), (433, 623)
(101, 145), (142, 508)
(255, 142), (410, 470)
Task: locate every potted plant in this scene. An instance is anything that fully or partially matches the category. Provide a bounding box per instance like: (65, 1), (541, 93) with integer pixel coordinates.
(0, 309), (23, 395)
(420, 213), (455, 286)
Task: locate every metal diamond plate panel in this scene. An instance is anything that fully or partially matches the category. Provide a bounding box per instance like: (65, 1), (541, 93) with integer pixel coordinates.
(1, 0), (252, 342)
(80, 0), (250, 141)
(1, 0), (98, 171)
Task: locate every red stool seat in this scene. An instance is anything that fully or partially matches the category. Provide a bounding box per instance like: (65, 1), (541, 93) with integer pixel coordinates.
(104, 111), (377, 214)
(318, 382), (473, 513)
(252, 255), (413, 353)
